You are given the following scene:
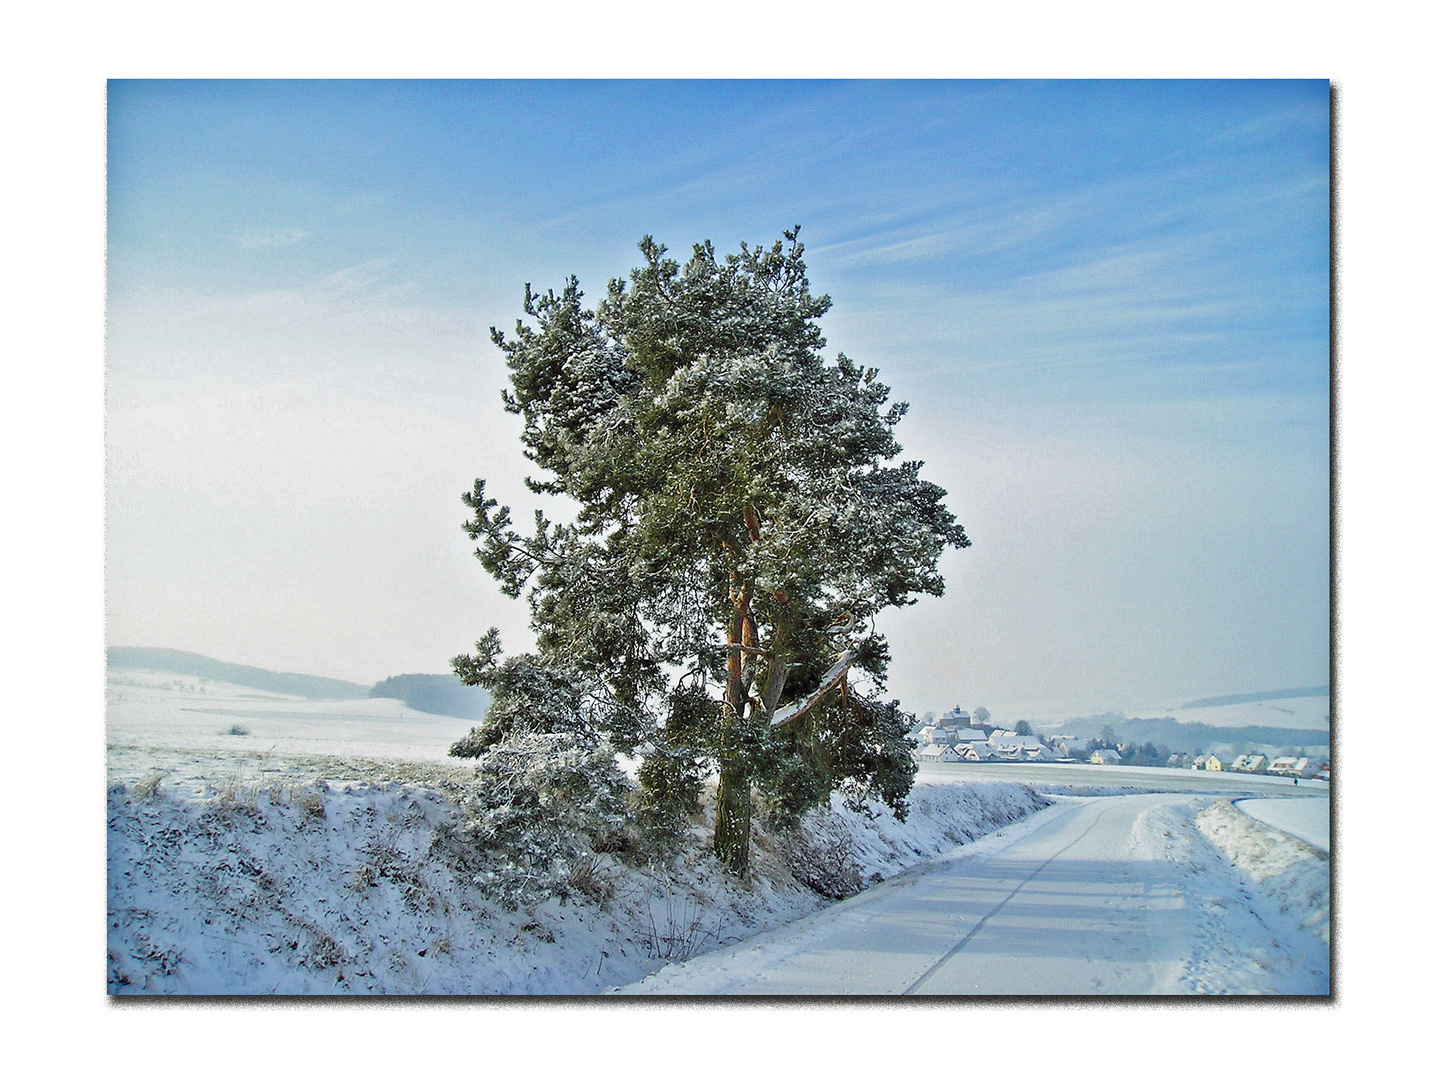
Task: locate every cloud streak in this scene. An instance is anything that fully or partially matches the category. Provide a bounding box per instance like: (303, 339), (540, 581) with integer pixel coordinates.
(232, 228), (310, 250)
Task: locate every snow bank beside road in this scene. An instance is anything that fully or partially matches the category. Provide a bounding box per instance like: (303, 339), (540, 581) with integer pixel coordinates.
(1125, 799), (1329, 993)
(107, 762), (1049, 994)
(1196, 799), (1330, 945)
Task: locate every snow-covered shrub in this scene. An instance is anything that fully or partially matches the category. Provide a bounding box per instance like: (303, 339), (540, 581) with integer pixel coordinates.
(636, 887), (715, 962)
(775, 808), (863, 900)
(566, 852), (615, 904)
(440, 731), (630, 908)
(445, 644), (641, 904)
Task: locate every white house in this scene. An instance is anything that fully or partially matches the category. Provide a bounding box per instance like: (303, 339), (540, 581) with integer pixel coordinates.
(991, 734), (1042, 750)
(919, 744), (962, 763)
(1231, 754), (1269, 774)
(991, 735), (1043, 761)
(956, 742), (998, 762)
(953, 727), (989, 743)
(1268, 756), (1315, 777)
(1089, 749), (1121, 765)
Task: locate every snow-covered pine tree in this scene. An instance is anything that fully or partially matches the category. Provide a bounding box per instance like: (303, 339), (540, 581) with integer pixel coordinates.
(455, 228), (969, 874)
(445, 637), (632, 904)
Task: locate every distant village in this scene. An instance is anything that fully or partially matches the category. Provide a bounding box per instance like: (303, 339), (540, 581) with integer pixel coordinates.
(913, 706), (1331, 781)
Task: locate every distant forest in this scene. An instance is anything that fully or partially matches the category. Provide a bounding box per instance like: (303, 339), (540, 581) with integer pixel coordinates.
(107, 647), (369, 700)
(368, 674), (491, 720)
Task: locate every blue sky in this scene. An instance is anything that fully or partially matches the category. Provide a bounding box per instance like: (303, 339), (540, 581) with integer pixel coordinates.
(106, 80), (1330, 720)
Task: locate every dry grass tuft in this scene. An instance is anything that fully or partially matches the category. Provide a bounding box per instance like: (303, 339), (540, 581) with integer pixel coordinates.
(133, 771), (166, 800)
(567, 852), (616, 904)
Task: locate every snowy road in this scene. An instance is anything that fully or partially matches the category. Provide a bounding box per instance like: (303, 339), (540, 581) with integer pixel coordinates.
(619, 793), (1329, 995)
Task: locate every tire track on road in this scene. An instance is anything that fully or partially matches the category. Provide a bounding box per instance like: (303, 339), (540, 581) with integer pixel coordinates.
(902, 800), (1111, 995)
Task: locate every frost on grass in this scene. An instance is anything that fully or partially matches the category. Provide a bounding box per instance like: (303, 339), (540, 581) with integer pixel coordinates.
(107, 756), (1048, 995)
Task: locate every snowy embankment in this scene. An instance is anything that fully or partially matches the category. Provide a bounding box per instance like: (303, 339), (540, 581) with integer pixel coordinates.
(107, 765), (1049, 994)
(1117, 797), (1329, 993)
(1194, 799), (1331, 947)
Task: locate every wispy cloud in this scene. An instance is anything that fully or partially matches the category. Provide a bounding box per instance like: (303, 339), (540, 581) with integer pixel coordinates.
(318, 257), (393, 294)
(233, 228), (311, 250)
(815, 210), (1055, 270)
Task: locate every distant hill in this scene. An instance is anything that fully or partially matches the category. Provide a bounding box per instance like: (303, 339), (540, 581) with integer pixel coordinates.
(368, 674), (491, 721)
(1179, 687), (1329, 710)
(1056, 712), (1329, 754)
(107, 647), (370, 700)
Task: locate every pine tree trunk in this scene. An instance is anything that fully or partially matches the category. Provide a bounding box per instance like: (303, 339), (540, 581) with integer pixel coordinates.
(713, 753), (751, 875)
(714, 574), (754, 875)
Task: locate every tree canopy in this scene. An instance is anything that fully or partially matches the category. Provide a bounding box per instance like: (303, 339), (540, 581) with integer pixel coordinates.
(454, 228), (969, 874)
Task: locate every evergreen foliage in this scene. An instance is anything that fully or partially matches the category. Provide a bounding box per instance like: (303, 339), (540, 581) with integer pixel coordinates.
(453, 229), (969, 874)
(440, 730), (630, 908)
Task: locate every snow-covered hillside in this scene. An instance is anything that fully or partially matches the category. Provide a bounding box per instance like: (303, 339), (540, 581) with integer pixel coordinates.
(108, 669), (1054, 993)
(1168, 694), (1330, 733)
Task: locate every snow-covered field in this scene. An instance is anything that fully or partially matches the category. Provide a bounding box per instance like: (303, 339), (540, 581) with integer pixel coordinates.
(108, 669), (479, 769)
(917, 759), (1330, 796)
(106, 671), (1331, 995)
(1235, 797), (1330, 852)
